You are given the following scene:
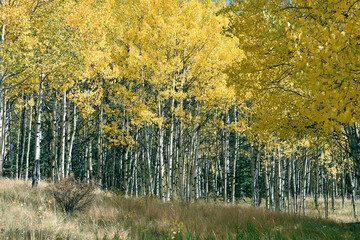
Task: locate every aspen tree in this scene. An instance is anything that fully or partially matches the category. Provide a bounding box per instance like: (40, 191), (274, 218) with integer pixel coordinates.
(50, 94), (58, 181)
(59, 91), (67, 179)
(15, 93), (25, 179)
(66, 104), (77, 178)
(232, 107), (238, 205)
(25, 94), (33, 181)
(226, 0), (360, 186)
(19, 95), (28, 179)
(32, 77), (44, 187)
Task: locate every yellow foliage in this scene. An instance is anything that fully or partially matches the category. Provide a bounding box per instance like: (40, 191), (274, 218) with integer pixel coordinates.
(226, 0), (360, 141)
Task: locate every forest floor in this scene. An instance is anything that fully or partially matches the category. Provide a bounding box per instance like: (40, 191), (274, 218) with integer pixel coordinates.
(0, 179), (359, 239)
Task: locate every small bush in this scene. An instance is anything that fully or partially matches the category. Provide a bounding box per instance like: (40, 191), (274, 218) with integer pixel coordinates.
(49, 175), (95, 215)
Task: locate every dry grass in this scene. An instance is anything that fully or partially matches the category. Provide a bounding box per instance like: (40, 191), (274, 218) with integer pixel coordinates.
(305, 198), (357, 223)
(248, 197), (358, 223)
(1, 178), (359, 239)
(0, 178), (127, 239)
(102, 197), (360, 239)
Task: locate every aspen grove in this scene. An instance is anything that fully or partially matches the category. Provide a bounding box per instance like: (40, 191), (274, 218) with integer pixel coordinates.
(1, 0), (360, 221)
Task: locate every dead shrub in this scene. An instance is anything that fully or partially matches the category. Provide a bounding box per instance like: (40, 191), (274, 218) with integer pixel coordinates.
(49, 175), (95, 215)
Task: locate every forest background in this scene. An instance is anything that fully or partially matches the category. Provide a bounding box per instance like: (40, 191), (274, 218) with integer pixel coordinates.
(1, 0), (360, 222)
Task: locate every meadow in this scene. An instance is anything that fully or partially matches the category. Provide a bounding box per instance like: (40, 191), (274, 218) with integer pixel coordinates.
(0, 178), (359, 239)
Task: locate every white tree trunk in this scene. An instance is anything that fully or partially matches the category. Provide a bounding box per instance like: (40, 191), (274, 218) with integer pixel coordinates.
(50, 95), (58, 181)
(224, 113), (230, 203)
(59, 91), (67, 179)
(232, 124), (238, 205)
(32, 78), (44, 187)
(0, 89), (5, 176)
(19, 96), (28, 179)
(167, 100), (175, 201)
(144, 125), (153, 195)
(158, 101), (165, 202)
(15, 94), (24, 179)
(66, 104), (77, 178)
(25, 94), (33, 181)
(96, 104), (103, 185)
(301, 147), (308, 216)
(349, 164), (358, 222)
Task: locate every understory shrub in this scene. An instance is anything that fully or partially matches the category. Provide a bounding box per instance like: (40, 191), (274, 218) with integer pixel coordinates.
(49, 175), (95, 215)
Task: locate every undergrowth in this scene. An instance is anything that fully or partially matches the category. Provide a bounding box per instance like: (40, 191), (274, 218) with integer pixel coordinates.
(0, 178), (359, 239)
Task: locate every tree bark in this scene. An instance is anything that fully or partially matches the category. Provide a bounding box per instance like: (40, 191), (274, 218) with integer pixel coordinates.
(50, 95), (58, 181)
(59, 91), (67, 179)
(232, 108), (238, 205)
(66, 104), (77, 178)
(349, 163), (358, 222)
(32, 78), (44, 187)
(301, 147), (309, 216)
(0, 89), (5, 176)
(15, 94), (25, 179)
(25, 94), (33, 182)
(96, 104), (103, 185)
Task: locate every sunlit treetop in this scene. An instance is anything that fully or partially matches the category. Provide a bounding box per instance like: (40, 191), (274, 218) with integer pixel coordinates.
(225, 0), (360, 140)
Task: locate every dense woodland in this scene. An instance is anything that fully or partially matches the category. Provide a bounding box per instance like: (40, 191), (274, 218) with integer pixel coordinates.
(1, 0), (360, 222)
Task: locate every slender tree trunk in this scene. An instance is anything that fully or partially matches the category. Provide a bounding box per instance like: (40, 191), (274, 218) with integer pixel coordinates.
(314, 160), (320, 215)
(205, 152), (210, 203)
(270, 157), (275, 210)
(302, 147), (309, 216)
(97, 104), (103, 185)
(293, 159), (298, 215)
(15, 96), (24, 179)
(346, 123), (360, 192)
(251, 142), (257, 207)
(332, 176), (336, 214)
(124, 147), (129, 196)
(25, 94), (33, 182)
(215, 154), (219, 202)
(158, 101), (165, 202)
(66, 104), (77, 178)
(155, 146), (160, 198)
(32, 78), (44, 187)
(287, 155), (292, 213)
(273, 146), (281, 211)
(180, 125), (186, 200)
(84, 138), (88, 182)
(265, 148), (270, 210)
(193, 127), (199, 202)
(166, 98), (175, 201)
(7, 99), (12, 177)
(277, 148), (283, 211)
(133, 145), (139, 197)
(87, 140), (93, 183)
(324, 174), (329, 219)
(0, 24), (6, 177)
(188, 129), (194, 202)
(112, 147), (116, 187)
(232, 110), (238, 205)
(59, 91), (67, 179)
(349, 164), (358, 222)
(224, 113), (230, 203)
(341, 153), (345, 209)
(50, 96), (58, 181)
(0, 89), (5, 176)
(331, 140), (336, 214)
(159, 127), (165, 201)
(19, 95), (28, 179)
(144, 125), (153, 195)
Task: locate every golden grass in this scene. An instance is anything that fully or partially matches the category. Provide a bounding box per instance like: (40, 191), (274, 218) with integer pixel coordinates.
(249, 197), (358, 223)
(305, 198), (357, 223)
(0, 178), (359, 239)
(0, 178), (128, 240)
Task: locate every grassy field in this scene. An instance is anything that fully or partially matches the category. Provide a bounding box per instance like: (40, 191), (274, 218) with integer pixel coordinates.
(0, 179), (359, 239)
